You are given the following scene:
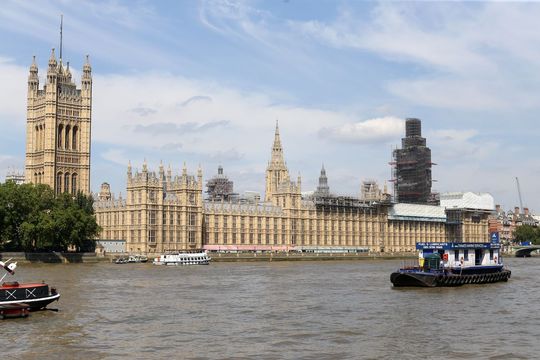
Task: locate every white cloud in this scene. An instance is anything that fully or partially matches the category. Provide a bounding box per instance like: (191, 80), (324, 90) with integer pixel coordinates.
(291, 3), (540, 110)
(428, 129), (498, 162)
(320, 116), (404, 144)
(0, 57), (27, 119)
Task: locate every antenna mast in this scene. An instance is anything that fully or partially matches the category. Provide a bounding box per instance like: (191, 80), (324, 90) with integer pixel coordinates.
(515, 177), (524, 210)
(59, 14), (63, 61)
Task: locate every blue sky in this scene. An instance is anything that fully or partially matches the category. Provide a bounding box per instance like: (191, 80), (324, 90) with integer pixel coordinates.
(0, 0), (539, 211)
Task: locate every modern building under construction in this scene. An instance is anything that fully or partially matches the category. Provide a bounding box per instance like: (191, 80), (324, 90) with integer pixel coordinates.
(391, 118), (438, 205)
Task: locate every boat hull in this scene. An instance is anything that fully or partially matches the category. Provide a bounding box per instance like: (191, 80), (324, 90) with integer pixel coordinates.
(1, 283), (60, 310)
(391, 269), (511, 287)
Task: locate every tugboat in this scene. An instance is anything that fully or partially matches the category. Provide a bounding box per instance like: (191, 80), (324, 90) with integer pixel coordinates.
(0, 259), (60, 318)
(391, 242), (511, 287)
(153, 251), (210, 265)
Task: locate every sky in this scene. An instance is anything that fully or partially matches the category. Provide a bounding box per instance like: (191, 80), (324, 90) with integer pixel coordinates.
(0, 0), (539, 212)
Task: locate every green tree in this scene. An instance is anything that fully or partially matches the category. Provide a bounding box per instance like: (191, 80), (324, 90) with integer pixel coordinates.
(513, 224), (540, 245)
(0, 182), (100, 252)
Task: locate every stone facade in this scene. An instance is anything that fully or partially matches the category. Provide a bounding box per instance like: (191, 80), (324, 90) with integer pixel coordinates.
(94, 124), (493, 254)
(25, 49), (92, 195)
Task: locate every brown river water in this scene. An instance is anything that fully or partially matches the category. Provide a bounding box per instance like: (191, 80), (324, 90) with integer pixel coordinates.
(1, 257), (539, 359)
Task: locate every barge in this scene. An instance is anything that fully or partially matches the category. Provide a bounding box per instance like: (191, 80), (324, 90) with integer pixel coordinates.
(391, 242), (511, 287)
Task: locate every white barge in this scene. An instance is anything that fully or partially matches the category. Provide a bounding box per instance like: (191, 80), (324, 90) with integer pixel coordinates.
(153, 252), (210, 266)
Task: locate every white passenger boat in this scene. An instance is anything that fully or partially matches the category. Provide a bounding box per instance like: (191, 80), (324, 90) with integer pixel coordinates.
(153, 252), (210, 266)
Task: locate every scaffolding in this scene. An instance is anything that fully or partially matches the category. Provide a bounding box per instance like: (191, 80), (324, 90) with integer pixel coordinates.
(390, 118), (437, 205)
(205, 165), (237, 202)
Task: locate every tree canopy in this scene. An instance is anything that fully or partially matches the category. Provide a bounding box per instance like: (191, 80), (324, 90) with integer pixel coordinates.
(513, 224), (540, 245)
(0, 181), (100, 252)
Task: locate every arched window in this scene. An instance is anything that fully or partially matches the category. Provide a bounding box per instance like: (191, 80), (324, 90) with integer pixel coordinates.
(57, 125), (63, 148)
(39, 125), (43, 150)
(56, 172), (63, 195)
(72, 126), (78, 150)
(65, 125), (71, 150)
(64, 173), (70, 193)
(71, 173), (77, 194)
(35, 126), (39, 150)
(34, 172), (38, 183)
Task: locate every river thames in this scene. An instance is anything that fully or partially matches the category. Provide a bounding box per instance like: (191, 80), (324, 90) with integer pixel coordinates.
(2, 257), (539, 359)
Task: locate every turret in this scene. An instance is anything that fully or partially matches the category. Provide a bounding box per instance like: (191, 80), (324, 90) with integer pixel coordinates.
(197, 164), (203, 190)
(159, 161), (165, 180)
(82, 55), (92, 93)
(127, 161), (132, 179)
(65, 61), (72, 83)
(46, 48), (58, 89)
(315, 164), (330, 196)
(28, 56), (39, 93)
(48, 48), (57, 72)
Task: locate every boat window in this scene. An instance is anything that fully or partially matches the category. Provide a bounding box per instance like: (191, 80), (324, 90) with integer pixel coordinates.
(464, 249), (469, 261)
(454, 250), (459, 262)
(489, 249), (494, 260)
(423, 254), (441, 271)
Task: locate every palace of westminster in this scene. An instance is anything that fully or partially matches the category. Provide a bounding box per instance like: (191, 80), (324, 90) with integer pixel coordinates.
(21, 46), (494, 254)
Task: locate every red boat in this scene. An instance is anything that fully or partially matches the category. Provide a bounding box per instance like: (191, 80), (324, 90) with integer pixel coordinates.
(0, 259), (60, 319)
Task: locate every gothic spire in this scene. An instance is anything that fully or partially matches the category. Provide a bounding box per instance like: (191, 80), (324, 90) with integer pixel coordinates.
(48, 48), (57, 69)
(29, 55), (38, 81)
(270, 120), (285, 166)
(316, 164), (330, 196)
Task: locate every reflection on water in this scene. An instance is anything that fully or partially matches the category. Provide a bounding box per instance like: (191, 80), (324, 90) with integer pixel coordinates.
(2, 258), (539, 359)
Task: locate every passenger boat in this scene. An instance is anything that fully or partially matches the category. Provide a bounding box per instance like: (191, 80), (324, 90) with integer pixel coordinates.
(153, 251), (210, 266)
(0, 259), (60, 319)
(128, 255), (148, 263)
(115, 257), (129, 264)
(391, 242), (511, 287)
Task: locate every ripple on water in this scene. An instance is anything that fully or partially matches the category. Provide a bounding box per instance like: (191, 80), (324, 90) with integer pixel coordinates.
(2, 258), (540, 359)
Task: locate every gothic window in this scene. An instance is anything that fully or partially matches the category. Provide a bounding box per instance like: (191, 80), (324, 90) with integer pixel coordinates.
(57, 125), (63, 148)
(72, 126), (78, 150)
(64, 173), (70, 193)
(35, 126), (39, 150)
(65, 125), (71, 150)
(188, 231), (196, 244)
(56, 172), (62, 195)
(71, 173), (77, 194)
(34, 172), (38, 183)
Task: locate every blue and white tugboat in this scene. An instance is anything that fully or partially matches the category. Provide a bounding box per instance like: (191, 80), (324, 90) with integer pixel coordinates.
(391, 242), (511, 287)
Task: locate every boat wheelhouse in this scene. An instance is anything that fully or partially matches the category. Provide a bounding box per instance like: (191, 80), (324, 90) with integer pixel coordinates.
(153, 251), (210, 266)
(391, 242), (511, 287)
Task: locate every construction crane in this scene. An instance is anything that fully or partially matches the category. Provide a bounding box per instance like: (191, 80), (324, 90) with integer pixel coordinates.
(515, 177), (524, 210)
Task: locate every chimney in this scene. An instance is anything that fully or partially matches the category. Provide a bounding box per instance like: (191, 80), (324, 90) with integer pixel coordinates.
(514, 206), (520, 214)
(524, 207), (529, 215)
